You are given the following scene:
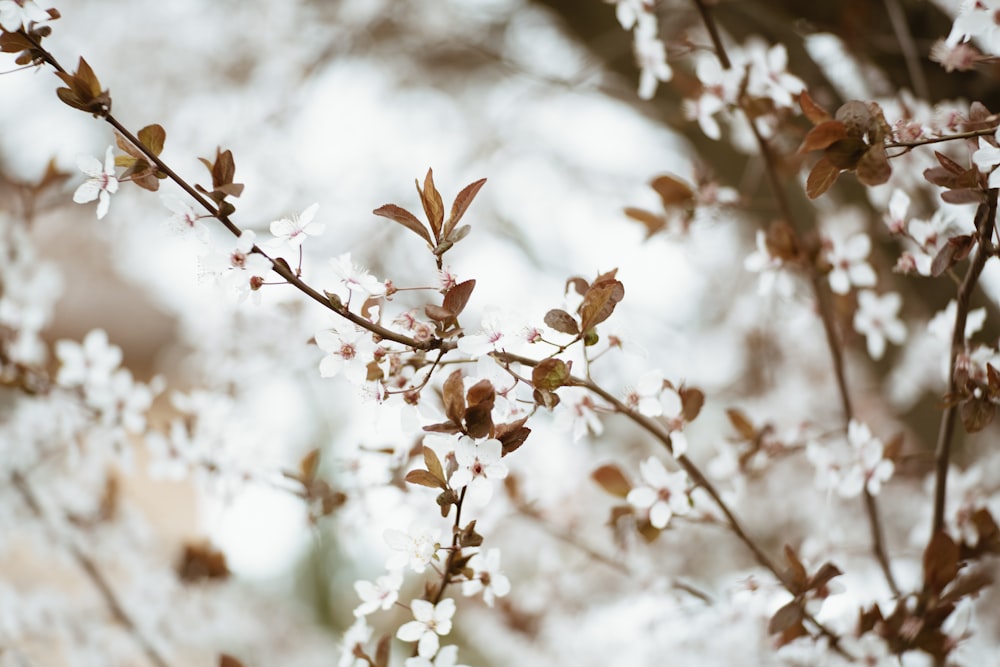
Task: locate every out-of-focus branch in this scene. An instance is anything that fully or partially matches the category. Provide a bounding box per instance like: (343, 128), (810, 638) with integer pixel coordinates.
(12, 472), (172, 667)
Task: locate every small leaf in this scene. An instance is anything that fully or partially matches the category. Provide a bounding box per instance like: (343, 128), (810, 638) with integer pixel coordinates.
(219, 655), (245, 667)
(807, 562), (843, 593)
(496, 419), (531, 456)
(856, 143), (892, 186)
(824, 137), (867, 169)
(544, 309), (579, 335)
(798, 90), (831, 125)
(931, 234), (975, 277)
(373, 204), (432, 245)
(650, 174), (695, 208)
(300, 448), (321, 481)
(783, 544), (808, 591)
(592, 464), (632, 498)
(423, 446), (445, 484)
(768, 600), (804, 635)
(424, 304), (453, 322)
(923, 530), (960, 596)
(805, 157), (840, 199)
(679, 387), (705, 422)
(941, 188), (985, 205)
(417, 168), (445, 241)
(624, 207), (667, 237)
(443, 369), (466, 425)
(578, 278), (625, 331)
(137, 123), (166, 155)
(726, 408), (756, 441)
(798, 120), (848, 153)
(532, 358), (570, 391)
(442, 279), (476, 318)
(961, 396), (995, 433)
(444, 177), (487, 240)
(405, 468), (446, 489)
(934, 151), (966, 175)
(374, 634), (391, 667)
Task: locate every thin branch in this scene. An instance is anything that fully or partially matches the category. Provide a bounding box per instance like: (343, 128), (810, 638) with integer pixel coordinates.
(886, 127), (998, 149)
(930, 191), (998, 538)
(12, 472), (172, 667)
(882, 0), (929, 101)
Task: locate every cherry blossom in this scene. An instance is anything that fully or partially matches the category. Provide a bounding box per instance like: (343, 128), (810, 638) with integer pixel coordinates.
(806, 421), (894, 498)
(353, 570), (403, 617)
(461, 548), (511, 607)
(626, 457), (691, 529)
(383, 525), (441, 573)
(396, 598), (456, 659)
(448, 436), (508, 506)
(269, 202), (324, 249)
(329, 252), (386, 299)
(316, 320), (378, 385)
(825, 233), (876, 295)
(624, 369), (667, 417)
(161, 193), (209, 244)
(337, 617), (372, 667)
(552, 386), (605, 441)
(946, 0), (1000, 56)
(55, 328), (123, 390)
(633, 14), (671, 100)
(457, 309), (518, 357)
(0, 0), (49, 31)
(853, 290), (906, 360)
(972, 128), (1000, 188)
(72, 146), (119, 220)
(744, 230), (796, 297)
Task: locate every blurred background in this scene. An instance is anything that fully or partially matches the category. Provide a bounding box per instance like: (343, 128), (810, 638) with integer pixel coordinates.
(2, 0), (998, 665)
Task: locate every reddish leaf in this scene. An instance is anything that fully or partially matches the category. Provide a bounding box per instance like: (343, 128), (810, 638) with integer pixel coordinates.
(942, 568), (993, 604)
(934, 151), (966, 175)
(443, 369), (466, 425)
(444, 177), (487, 240)
(931, 234), (975, 277)
(442, 279), (475, 318)
(592, 464), (632, 498)
(923, 530), (960, 596)
(650, 174), (695, 208)
(464, 379), (495, 439)
(961, 396), (995, 433)
(373, 204), (432, 245)
(424, 304), (453, 322)
(679, 387), (705, 422)
(496, 420), (531, 456)
(806, 158), (840, 199)
(726, 408), (756, 441)
(941, 188), (985, 205)
(219, 655), (245, 667)
(374, 634), (391, 667)
(578, 278), (625, 331)
(807, 562), (843, 593)
(417, 168), (445, 241)
(624, 207), (667, 237)
(532, 358), (570, 391)
(300, 448), (321, 481)
(856, 143), (892, 186)
(798, 120), (848, 153)
(768, 600), (804, 635)
(783, 544), (808, 591)
(798, 90), (831, 125)
(824, 137), (867, 169)
(544, 309), (579, 335)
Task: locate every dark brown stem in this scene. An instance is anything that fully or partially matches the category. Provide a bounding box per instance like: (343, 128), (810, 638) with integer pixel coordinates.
(882, 0), (929, 101)
(930, 191), (998, 537)
(12, 472), (172, 667)
(886, 127), (998, 149)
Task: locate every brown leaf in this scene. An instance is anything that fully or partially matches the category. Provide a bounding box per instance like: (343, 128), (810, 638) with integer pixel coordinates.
(726, 408), (756, 441)
(544, 309), (579, 335)
(679, 387), (704, 422)
(923, 530), (960, 595)
(137, 123), (166, 155)
(373, 204), (432, 245)
(931, 234), (975, 277)
(424, 303), (453, 323)
(592, 464), (632, 498)
(942, 568), (993, 604)
(856, 143), (892, 186)
(934, 151), (966, 175)
(423, 445), (445, 485)
(179, 542), (230, 583)
(798, 120), (848, 153)
(961, 396), (995, 433)
(417, 168), (445, 241)
(807, 562), (843, 593)
(806, 157), (840, 199)
(496, 420), (531, 456)
(783, 544), (808, 591)
(443, 369), (466, 425)
(941, 188), (986, 205)
(798, 90), (831, 125)
(444, 177), (487, 240)
(219, 655), (245, 667)
(405, 468), (446, 489)
(824, 137), (867, 169)
(464, 380), (495, 439)
(300, 448), (321, 481)
(442, 279), (475, 318)
(532, 358), (570, 391)
(374, 634), (391, 667)
(650, 174), (695, 208)
(578, 279), (625, 331)
(768, 600), (804, 635)
(624, 207), (667, 237)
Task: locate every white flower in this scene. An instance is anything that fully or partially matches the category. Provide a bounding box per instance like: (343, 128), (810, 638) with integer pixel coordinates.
(746, 42), (804, 108)
(624, 370), (666, 417)
(449, 437), (508, 506)
(330, 252), (386, 298)
(0, 0), (49, 32)
(338, 617), (372, 667)
(634, 15), (672, 100)
(457, 310), (519, 357)
(806, 421), (894, 498)
(853, 290), (906, 360)
(884, 189), (910, 233)
(316, 321), (377, 385)
(552, 387), (605, 442)
(353, 570), (403, 617)
(744, 230), (796, 296)
(461, 548), (511, 607)
(404, 645), (470, 667)
(270, 202), (324, 249)
(973, 128), (1000, 188)
(384, 525), (441, 573)
(826, 233), (876, 295)
(73, 146), (119, 220)
(161, 193), (208, 245)
(396, 598), (456, 659)
(626, 457), (690, 529)
(55, 328), (122, 389)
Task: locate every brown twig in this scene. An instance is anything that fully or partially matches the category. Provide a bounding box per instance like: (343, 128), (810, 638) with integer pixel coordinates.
(930, 191), (998, 538)
(882, 0), (929, 101)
